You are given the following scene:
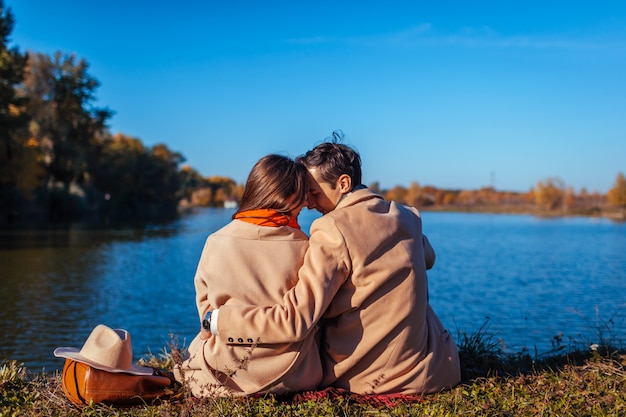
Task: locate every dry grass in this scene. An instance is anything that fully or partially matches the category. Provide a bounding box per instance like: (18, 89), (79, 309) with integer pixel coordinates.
(2, 327), (626, 416)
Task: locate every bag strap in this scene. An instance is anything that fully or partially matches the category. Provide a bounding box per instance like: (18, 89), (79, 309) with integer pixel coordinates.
(71, 360), (87, 405)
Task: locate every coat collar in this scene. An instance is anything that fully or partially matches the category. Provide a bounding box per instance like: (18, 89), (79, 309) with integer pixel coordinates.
(223, 219), (308, 240)
(334, 187), (384, 211)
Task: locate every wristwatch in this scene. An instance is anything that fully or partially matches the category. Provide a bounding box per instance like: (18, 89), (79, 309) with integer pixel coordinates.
(202, 311), (212, 332)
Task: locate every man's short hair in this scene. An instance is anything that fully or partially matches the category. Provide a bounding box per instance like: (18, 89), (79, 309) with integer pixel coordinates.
(297, 132), (362, 188)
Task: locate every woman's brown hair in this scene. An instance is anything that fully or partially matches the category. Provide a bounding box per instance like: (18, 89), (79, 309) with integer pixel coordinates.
(234, 154), (308, 218)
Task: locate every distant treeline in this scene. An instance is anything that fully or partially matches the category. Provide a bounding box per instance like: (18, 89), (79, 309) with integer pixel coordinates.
(374, 176), (626, 220)
(1, 2), (625, 226)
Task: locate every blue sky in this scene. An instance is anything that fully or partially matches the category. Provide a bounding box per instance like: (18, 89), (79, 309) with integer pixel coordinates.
(8, 1), (626, 193)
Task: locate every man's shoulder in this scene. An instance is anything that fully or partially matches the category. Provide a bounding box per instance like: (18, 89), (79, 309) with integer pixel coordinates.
(390, 200), (421, 216)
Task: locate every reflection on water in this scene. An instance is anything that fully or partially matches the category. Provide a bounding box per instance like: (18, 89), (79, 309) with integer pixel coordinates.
(0, 208), (234, 372)
(0, 209), (624, 372)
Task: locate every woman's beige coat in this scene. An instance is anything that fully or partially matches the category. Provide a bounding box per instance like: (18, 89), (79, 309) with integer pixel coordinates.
(178, 220), (322, 397)
(217, 189), (461, 394)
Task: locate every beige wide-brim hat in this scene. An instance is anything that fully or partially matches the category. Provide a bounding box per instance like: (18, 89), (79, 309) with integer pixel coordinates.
(54, 324), (154, 376)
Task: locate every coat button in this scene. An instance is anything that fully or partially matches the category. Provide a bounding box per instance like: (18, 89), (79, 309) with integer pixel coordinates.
(228, 337), (234, 342)
(247, 338), (253, 343)
(238, 338), (244, 343)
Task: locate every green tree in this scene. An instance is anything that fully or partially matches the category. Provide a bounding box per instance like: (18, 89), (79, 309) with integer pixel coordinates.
(22, 51), (111, 218)
(178, 165), (207, 202)
(88, 133), (144, 215)
(0, 1), (35, 222)
(147, 143), (185, 214)
(205, 176), (237, 206)
(89, 133), (184, 219)
(0, 0), (27, 148)
(607, 172), (626, 209)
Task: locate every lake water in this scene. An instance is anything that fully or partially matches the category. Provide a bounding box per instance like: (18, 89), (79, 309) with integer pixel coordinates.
(1, 209), (625, 373)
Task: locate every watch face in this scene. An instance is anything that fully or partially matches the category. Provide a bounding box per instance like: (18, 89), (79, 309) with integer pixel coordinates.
(202, 311), (212, 331)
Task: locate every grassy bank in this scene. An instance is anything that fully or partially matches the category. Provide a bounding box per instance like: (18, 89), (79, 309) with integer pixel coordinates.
(2, 329), (625, 416)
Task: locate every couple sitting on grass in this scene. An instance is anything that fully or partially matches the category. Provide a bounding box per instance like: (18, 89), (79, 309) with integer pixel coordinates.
(175, 134), (461, 397)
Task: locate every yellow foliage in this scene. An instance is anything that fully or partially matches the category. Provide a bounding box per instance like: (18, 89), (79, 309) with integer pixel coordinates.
(8, 104), (21, 116)
(534, 177), (565, 210)
(111, 133), (145, 152)
(607, 172), (626, 208)
(25, 138), (39, 148)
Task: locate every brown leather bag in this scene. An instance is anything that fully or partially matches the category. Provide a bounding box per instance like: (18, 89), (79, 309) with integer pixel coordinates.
(61, 358), (177, 407)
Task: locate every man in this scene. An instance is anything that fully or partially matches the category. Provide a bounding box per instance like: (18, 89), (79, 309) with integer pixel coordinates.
(204, 139), (461, 394)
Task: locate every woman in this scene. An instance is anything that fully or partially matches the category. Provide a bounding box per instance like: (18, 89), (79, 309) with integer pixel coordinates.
(176, 154), (321, 397)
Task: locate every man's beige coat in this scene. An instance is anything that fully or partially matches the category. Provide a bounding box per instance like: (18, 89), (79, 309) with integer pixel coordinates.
(178, 220), (322, 397)
(218, 189), (461, 394)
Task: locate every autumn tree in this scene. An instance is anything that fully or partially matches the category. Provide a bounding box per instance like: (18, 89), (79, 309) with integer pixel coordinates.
(456, 189), (477, 206)
(607, 172), (626, 209)
(405, 181), (422, 207)
(564, 186), (576, 210)
(534, 177), (565, 210)
(440, 190), (458, 205)
(190, 187), (213, 206)
(385, 185), (408, 204)
(232, 183), (244, 201)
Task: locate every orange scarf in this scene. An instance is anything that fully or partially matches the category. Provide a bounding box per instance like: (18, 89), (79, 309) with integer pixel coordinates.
(234, 209), (300, 229)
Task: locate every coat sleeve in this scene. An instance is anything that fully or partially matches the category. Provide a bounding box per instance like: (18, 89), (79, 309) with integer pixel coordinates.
(194, 237), (214, 321)
(423, 235), (436, 270)
(215, 216), (351, 344)
(404, 204), (435, 271)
